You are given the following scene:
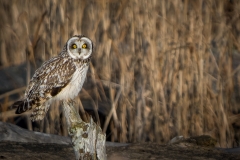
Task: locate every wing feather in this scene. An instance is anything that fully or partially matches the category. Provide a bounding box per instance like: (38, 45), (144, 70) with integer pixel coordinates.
(25, 56), (76, 100)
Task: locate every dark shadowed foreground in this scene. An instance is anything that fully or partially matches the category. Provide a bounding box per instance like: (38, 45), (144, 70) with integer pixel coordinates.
(0, 141), (74, 160)
(0, 122), (239, 160)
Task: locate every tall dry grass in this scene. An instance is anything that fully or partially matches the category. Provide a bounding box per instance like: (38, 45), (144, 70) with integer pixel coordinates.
(0, 0), (240, 147)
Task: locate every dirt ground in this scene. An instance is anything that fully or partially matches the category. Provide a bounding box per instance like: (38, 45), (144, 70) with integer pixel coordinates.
(107, 143), (240, 160)
(0, 141), (240, 160)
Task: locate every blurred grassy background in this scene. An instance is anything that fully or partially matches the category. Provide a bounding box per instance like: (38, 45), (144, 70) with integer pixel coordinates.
(0, 0), (240, 148)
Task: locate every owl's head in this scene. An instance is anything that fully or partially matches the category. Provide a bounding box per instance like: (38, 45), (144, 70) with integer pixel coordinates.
(66, 35), (93, 60)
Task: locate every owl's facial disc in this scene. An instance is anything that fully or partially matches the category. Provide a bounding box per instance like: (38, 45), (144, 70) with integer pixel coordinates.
(67, 36), (93, 60)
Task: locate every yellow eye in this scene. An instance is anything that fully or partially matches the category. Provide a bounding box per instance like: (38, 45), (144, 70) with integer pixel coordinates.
(72, 44), (77, 49)
(82, 44), (87, 49)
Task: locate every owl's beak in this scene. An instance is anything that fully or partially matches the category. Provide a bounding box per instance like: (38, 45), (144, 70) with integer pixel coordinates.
(78, 48), (81, 54)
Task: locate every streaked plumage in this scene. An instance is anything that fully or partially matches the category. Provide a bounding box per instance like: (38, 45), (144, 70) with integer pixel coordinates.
(12, 35), (93, 121)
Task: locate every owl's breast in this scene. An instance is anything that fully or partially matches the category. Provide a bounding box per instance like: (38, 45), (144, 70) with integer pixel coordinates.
(54, 65), (89, 100)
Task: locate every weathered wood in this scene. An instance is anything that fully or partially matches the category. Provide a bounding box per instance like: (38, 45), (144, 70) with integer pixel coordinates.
(0, 121), (71, 144)
(63, 101), (106, 160)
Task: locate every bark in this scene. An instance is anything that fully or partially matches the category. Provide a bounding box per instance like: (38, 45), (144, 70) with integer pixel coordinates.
(62, 101), (106, 160)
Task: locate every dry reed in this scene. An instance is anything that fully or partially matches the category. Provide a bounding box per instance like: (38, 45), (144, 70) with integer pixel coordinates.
(0, 0), (240, 147)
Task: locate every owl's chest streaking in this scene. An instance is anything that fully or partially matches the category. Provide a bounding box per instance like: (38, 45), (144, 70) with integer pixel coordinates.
(54, 63), (89, 101)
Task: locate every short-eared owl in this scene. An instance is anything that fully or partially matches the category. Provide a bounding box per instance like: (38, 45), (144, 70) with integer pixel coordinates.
(12, 35), (93, 121)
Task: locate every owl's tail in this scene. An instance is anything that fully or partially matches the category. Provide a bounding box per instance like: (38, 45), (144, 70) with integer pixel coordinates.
(13, 100), (34, 114)
(12, 99), (50, 121)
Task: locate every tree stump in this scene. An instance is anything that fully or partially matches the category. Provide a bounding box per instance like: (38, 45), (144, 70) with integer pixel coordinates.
(63, 101), (106, 160)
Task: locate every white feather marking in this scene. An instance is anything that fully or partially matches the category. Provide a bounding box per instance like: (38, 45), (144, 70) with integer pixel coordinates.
(46, 69), (50, 73)
(53, 65), (89, 101)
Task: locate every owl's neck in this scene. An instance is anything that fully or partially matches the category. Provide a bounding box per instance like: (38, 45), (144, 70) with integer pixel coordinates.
(76, 56), (92, 64)
(71, 56), (92, 68)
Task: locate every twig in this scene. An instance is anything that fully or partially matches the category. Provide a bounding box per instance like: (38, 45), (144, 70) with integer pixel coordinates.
(0, 87), (26, 100)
